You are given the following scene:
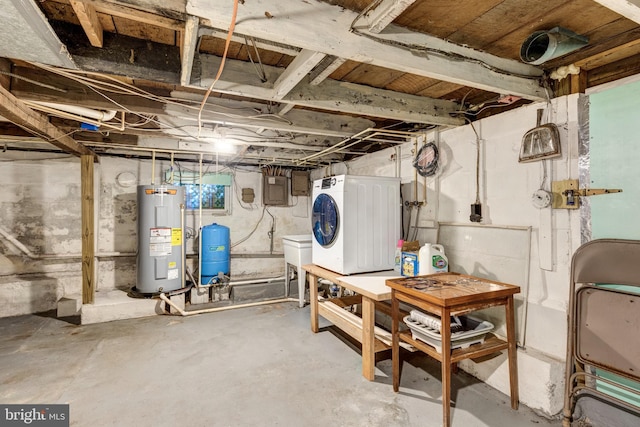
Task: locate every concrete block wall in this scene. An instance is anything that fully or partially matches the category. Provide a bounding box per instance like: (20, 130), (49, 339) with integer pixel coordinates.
(313, 95), (585, 416)
(1, 156), (312, 317)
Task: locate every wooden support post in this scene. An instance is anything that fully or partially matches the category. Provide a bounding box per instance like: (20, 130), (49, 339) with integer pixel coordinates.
(571, 71), (588, 94)
(361, 296), (376, 380)
(70, 0), (104, 48)
(81, 155), (96, 304)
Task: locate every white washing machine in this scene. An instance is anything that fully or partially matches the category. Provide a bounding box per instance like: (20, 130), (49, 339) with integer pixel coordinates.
(311, 175), (400, 275)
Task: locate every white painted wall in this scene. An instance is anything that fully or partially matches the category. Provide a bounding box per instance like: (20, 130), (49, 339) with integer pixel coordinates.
(311, 95), (585, 415)
(0, 155), (312, 316)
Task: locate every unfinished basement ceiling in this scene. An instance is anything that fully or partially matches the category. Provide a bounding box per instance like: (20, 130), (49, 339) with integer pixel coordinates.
(1, 0), (640, 166)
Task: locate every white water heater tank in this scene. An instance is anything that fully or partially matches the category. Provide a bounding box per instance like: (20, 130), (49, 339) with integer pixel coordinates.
(136, 185), (185, 294)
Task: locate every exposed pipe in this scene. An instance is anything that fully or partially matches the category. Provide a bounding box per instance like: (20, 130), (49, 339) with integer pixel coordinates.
(151, 150), (156, 185)
(26, 101), (117, 121)
(159, 292), (298, 316)
(228, 275), (286, 286)
(23, 101), (124, 131)
(181, 203), (186, 289)
(198, 153), (204, 288)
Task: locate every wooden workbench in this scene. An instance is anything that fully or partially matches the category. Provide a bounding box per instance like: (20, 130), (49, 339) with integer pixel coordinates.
(303, 264), (402, 381)
(387, 272), (521, 427)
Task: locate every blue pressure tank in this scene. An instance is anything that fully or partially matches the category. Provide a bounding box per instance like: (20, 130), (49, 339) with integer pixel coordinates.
(201, 223), (230, 285)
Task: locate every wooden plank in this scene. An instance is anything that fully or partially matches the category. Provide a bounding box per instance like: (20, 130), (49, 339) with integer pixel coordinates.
(0, 84), (94, 157)
(341, 63), (406, 89)
(70, 0), (104, 48)
(366, 0), (418, 34)
(81, 154), (96, 304)
(309, 57), (346, 86)
(393, 0), (504, 39)
(71, 0), (187, 24)
(587, 52), (640, 87)
(272, 49), (326, 99)
(180, 15), (199, 86)
(571, 70), (588, 94)
(318, 300), (390, 353)
(398, 331), (509, 363)
(111, 15), (176, 46)
(593, 0), (640, 25)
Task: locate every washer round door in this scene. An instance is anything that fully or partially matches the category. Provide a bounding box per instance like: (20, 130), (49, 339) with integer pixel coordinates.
(312, 193), (339, 247)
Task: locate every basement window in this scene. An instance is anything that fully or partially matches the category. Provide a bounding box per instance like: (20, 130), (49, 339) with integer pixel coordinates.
(165, 170), (232, 213)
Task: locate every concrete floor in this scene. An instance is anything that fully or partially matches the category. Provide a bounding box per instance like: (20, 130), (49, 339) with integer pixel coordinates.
(0, 301), (562, 427)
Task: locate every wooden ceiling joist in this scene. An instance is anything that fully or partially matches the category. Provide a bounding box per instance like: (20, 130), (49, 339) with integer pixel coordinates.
(365, 0), (418, 34)
(188, 0), (546, 100)
(0, 84), (95, 157)
(69, 0), (104, 47)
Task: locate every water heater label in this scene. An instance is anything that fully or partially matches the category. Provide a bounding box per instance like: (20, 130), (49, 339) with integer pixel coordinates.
(171, 228), (182, 246)
(149, 228), (172, 256)
(168, 269), (179, 280)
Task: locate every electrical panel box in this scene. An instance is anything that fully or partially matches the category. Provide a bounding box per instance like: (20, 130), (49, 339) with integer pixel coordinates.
(263, 176), (288, 206)
(291, 171), (310, 196)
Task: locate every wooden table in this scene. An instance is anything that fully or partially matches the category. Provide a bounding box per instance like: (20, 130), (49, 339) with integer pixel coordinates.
(387, 272), (521, 427)
(303, 264), (401, 381)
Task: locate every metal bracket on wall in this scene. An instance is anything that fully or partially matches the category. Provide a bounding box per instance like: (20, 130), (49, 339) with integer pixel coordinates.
(551, 179), (622, 209)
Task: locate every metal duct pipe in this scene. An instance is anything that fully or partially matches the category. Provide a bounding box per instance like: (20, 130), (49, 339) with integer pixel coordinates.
(520, 27), (588, 65)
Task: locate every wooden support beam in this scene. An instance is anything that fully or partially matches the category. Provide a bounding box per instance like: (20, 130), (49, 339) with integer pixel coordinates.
(70, 0), (104, 48)
(570, 71), (588, 94)
(365, 0), (418, 34)
(72, 0), (187, 24)
(310, 56), (346, 86)
(593, 0), (640, 25)
(81, 154), (95, 304)
(180, 15), (199, 86)
(272, 49), (326, 99)
(0, 84), (95, 157)
(198, 54), (463, 126)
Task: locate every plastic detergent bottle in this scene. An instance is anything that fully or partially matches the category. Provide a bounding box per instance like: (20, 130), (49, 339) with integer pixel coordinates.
(418, 244), (448, 275)
(394, 239), (404, 273)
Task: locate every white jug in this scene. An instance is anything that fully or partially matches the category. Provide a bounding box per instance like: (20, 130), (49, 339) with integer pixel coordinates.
(418, 244), (449, 275)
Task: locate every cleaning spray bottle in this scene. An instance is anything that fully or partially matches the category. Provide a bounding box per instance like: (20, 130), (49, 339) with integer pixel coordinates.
(394, 239), (404, 273)
(418, 244), (448, 275)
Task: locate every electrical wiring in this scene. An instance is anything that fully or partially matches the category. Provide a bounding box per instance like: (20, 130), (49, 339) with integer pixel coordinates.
(466, 119), (482, 206)
(32, 62), (295, 126)
(0, 70), (67, 93)
(244, 35), (268, 83)
(198, 0), (240, 137)
(231, 206), (267, 248)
